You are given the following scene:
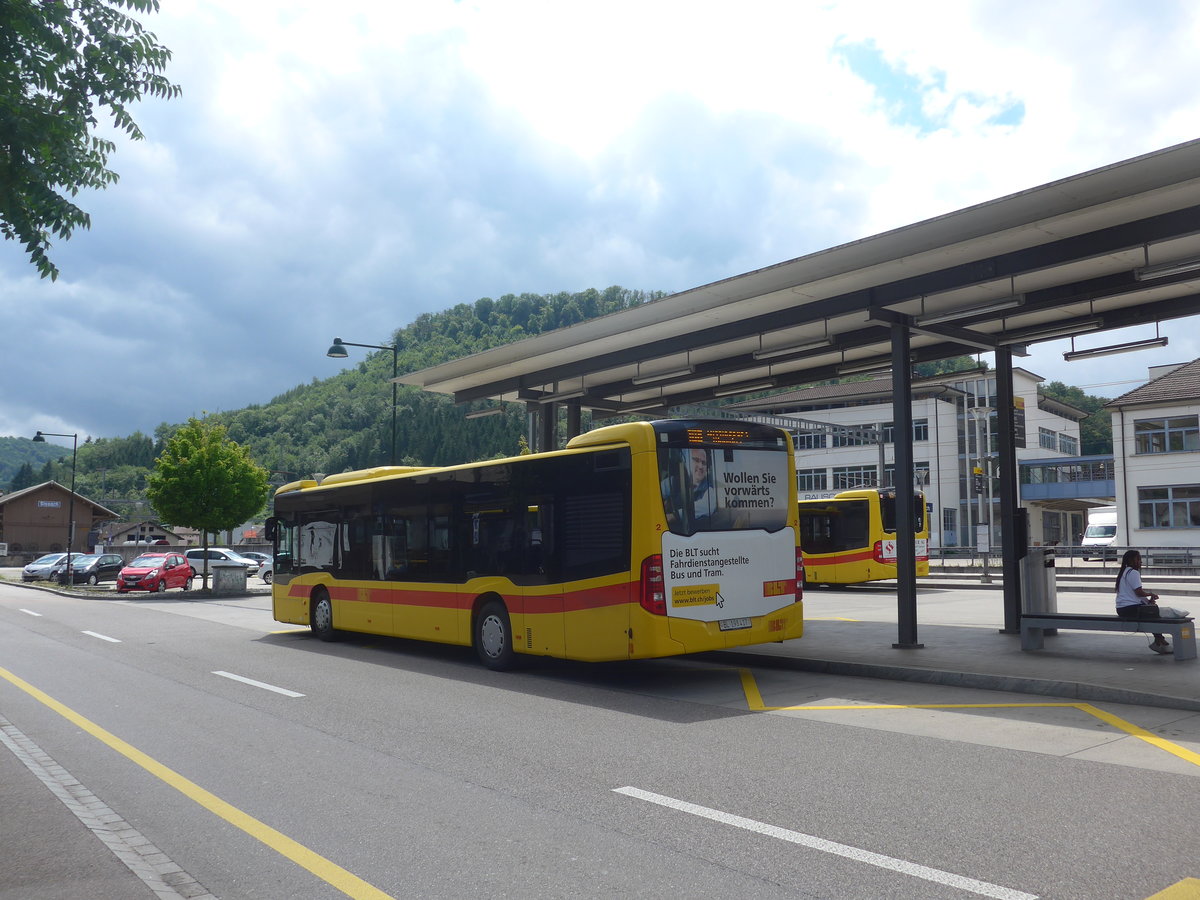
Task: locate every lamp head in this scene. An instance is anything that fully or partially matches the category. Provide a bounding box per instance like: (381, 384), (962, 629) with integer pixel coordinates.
(326, 338), (348, 359)
(32, 431), (46, 442)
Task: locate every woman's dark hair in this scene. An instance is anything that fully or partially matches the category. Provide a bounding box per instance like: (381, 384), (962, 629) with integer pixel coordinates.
(1115, 549), (1141, 591)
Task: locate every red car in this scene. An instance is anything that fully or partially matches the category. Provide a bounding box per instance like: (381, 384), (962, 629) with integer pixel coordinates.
(116, 553), (194, 593)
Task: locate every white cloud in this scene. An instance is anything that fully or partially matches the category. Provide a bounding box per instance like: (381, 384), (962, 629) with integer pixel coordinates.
(2, 0), (1199, 442)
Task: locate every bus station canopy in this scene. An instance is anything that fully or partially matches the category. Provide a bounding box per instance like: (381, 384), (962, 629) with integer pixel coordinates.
(398, 138), (1200, 414)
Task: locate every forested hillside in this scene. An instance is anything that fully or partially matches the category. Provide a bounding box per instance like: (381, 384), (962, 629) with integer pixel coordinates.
(6, 287), (663, 516)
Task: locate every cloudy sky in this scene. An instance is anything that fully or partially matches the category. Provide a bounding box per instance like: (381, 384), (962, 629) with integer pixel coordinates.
(5, 0), (1200, 447)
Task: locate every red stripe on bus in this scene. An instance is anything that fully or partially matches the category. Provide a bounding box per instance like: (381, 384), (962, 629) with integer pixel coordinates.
(802, 548), (875, 565)
(285, 579), (632, 614)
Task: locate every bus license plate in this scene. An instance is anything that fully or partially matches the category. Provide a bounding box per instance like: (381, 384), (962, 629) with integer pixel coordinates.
(719, 617), (752, 631)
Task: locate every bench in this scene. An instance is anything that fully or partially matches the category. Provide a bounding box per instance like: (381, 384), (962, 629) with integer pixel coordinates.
(1021, 613), (1196, 661)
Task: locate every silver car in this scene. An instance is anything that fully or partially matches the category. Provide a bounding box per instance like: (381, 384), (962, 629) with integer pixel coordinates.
(22, 552), (69, 582)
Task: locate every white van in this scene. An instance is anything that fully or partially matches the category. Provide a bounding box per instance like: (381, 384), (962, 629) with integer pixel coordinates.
(184, 547), (260, 577)
(1081, 506), (1118, 560)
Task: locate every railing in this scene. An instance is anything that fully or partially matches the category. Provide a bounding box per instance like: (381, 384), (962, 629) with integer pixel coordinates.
(928, 545), (1198, 573)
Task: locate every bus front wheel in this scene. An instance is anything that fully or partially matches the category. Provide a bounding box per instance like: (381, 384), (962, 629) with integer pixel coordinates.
(311, 589), (338, 642)
(474, 600), (515, 670)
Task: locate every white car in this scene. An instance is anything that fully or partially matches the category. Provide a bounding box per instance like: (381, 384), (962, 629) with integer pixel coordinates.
(184, 548), (260, 577)
(258, 558), (273, 584)
(22, 552), (69, 582)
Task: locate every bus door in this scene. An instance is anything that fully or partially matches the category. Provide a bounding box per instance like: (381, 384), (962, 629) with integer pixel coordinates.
(464, 490), (567, 658)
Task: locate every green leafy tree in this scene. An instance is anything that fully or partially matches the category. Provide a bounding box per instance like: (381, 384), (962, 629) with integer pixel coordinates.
(146, 418), (268, 588)
(1039, 381), (1113, 455)
(1, 0), (181, 279)
(8, 460), (36, 491)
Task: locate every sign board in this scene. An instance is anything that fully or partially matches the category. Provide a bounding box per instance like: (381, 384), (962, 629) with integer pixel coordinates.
(38, 500), (62, 508)
(1012, 397), (1027, 449)
(976, 524), (991, 554)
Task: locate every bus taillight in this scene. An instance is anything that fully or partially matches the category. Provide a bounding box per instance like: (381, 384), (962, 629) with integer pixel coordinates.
(872, 540), (885, 564)
(640, 554), (666, 615)
(795, 547), (805, 601)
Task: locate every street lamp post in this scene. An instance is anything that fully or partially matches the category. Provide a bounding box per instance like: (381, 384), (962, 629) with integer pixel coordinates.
(33, 430), (78, 585)
(969, 405), (994, 584)
(326, 337), (398, 466)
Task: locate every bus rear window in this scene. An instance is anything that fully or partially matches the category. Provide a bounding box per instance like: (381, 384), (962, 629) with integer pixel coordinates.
(658, 445), (789, 534)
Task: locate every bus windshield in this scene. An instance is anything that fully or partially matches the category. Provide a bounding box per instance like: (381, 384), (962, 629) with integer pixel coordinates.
(656, 423), (791, 535)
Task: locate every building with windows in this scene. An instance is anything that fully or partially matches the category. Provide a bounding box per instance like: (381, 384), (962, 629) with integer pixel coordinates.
(0, 481), (118, 557)
(732, 366), (1089, 549)
(1107, 359), (1200, 549)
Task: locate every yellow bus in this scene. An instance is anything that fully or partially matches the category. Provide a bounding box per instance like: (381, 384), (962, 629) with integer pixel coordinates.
(796, 488), (930, 586)
(267, 419), (804, 668)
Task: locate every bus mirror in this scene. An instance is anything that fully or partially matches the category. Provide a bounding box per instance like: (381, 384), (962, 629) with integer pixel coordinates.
(264, 517), (278, 541)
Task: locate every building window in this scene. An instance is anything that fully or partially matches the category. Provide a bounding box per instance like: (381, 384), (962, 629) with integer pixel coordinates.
(883, 461), (929, 490)
(883, 419), (929, 443)
(832, 465), (877, 490)
(795, 430), (826, 451)
(833, 425), (874, 448)
(1042, 510), (1063, 544)
(1038, 427), (1057, 451)
(942, 508), (957, 546)
(1138, 485), (1200, 528)
(797, 468), (827, 492)
(1058, 434), (1079, 455)
(1134, 416), (1200, 454)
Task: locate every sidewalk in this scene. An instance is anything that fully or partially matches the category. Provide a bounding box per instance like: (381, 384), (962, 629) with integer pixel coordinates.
(721, 579), (1200, 713)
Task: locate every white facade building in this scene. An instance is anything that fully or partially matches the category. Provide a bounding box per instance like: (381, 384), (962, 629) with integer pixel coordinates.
(1108, 359), (1200, 550)
(732, 367), (1088, 549)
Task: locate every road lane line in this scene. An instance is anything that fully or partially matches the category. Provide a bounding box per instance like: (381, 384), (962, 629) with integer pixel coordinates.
(213, 671), (305, 698)
(0, 713), (217, 899)
(0, 666), (394, 900)
(83, 631), (121, 643)
(19, 608), (43, 616)
(614, 786), (1038, 900)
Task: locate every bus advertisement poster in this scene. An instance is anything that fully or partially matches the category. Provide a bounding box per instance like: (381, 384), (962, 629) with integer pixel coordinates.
(661, 529), (797, 622)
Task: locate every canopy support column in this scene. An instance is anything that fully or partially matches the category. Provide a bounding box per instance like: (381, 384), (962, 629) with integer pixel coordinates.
(890, 322), (922, 649)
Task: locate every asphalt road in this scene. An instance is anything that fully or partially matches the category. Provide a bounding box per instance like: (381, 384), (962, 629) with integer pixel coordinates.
(1, 580), (1198, 899)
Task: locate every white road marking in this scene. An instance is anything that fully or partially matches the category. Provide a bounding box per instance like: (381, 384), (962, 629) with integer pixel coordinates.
(614, 786), (1038, 900)
(0, 714), (217, 899)
(19, 609), (42, 616)
(212, 671), (305, 698)
(82, 631), (121, 643)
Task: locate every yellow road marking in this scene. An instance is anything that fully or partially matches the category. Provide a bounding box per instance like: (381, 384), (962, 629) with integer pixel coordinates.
(736, 668), (1200, 770)
(0, 666), (395, 900)
(1146, 878), (1200, 899)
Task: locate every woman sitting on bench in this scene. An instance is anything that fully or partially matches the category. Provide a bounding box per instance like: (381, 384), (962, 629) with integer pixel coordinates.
(1115, 549), (1170, 654)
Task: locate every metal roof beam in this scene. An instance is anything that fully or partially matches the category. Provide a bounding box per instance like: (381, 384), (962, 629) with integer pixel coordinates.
(446, 204), (1200, 404)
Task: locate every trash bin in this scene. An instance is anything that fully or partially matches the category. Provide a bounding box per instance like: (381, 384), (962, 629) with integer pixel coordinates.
(211, 563), (248, 595)
(1021, 546), (1058, 633)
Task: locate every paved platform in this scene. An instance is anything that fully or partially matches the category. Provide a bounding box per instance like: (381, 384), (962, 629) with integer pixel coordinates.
(719, 580), (1200, 713)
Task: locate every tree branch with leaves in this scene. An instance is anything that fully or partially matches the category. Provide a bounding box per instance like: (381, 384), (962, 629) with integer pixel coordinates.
(0, 0), (180, 279)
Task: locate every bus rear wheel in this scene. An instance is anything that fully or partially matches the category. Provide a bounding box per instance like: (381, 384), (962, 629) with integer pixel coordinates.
(474, 600), (515, 670)
(311, 589), (338, 642)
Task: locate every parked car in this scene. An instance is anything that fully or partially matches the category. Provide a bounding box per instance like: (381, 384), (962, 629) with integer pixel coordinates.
(22, 552), (69, 582)
(48, 553), (125, 585)
(240, 551), (272, 566)
(184, 547), (260, 577)
(117, 553), (194, 593)
(259, 558), (273, 584)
